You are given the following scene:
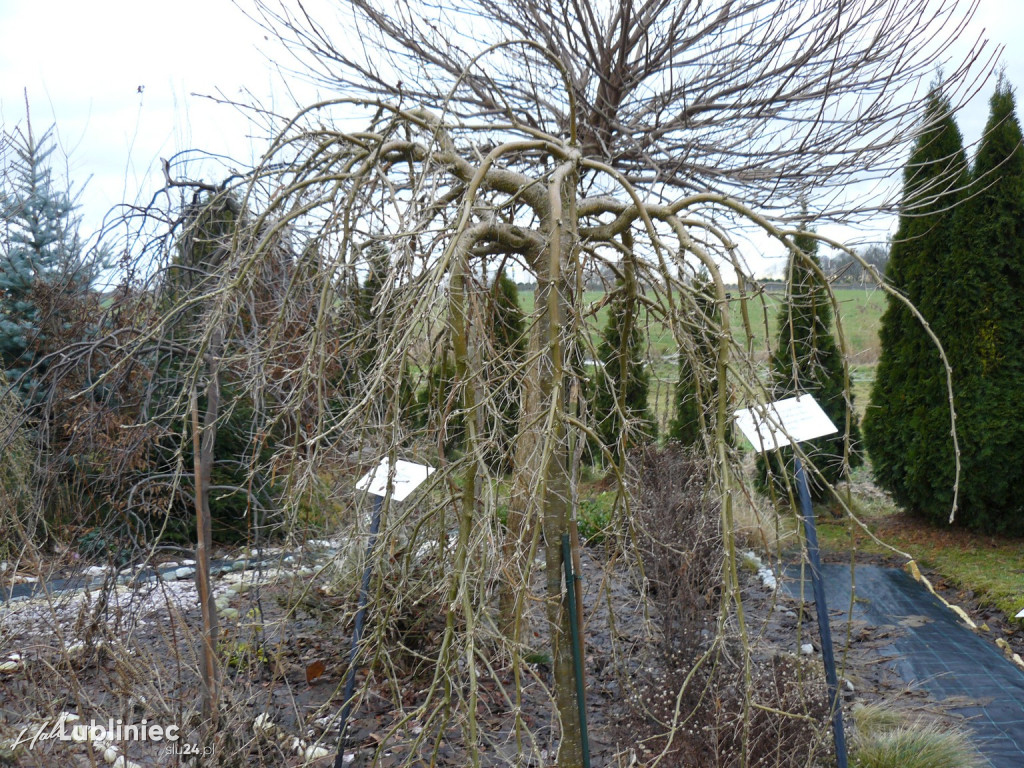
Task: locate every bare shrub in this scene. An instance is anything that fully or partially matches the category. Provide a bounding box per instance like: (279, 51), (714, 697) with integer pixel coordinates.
(625, 445), (832, 767)
(632, 444), (723, 652)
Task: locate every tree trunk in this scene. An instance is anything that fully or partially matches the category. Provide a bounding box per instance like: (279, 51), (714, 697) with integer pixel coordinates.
(546, 163), (583, 768)
(500, 159), (584, 766)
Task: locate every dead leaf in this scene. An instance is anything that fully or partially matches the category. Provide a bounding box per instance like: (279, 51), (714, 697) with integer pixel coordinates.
(305, 660), (326, 684)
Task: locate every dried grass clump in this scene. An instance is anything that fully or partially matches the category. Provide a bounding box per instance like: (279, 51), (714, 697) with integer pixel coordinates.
(851, 724), (980, 768)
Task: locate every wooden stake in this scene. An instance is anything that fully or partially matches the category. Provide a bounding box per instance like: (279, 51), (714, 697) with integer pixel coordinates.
(192, 386), (219, 727)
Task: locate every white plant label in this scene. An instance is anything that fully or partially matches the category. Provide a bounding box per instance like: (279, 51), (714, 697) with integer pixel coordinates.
(1016, 607), (1024, 619)
(356, 458), (435, 501)
(734, 395), (838, 453)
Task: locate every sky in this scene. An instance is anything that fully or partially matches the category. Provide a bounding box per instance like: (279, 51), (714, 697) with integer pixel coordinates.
(0, 0), (1022, 278)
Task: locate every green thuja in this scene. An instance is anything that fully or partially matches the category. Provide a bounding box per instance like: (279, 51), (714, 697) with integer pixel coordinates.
(759, 231), (862, 501)
(932, 78), (1024, 533)
(669, 272), (717, 447)
(864, 85), (968, 516)
(591, 276), (655, 465)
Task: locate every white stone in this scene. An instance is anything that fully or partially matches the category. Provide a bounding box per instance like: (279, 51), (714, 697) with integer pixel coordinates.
(174, 567), (196, 580)
(758, 566), (778, 591)
(66, 642), (86, 658)
(253, 713), (275, 735)
(304, 744), (331, 760)
(800, 643), (815, 655)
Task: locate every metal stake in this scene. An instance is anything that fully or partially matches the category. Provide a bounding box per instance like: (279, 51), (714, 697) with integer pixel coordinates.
(562, 533), (591, 768)
(335, 494), (383, 768)
(794, 456), (848, 768)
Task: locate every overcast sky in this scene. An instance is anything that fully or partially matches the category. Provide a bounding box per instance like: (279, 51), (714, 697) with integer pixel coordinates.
(1, 0), (1022, 276)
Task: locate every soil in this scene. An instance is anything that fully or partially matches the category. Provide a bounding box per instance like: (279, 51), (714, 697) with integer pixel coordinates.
(0, 531), (1011, 767)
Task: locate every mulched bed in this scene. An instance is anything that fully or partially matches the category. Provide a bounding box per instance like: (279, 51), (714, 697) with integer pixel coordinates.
(0, 520), (1003, 766)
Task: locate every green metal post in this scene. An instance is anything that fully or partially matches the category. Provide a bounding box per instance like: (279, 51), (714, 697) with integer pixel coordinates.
(561, 533), (591, 768)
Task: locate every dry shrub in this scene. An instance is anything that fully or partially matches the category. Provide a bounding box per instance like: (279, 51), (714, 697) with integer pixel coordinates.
(322, 503), (452, 683)
(0, 375), (37, 555)
(623, 444), (832, 767)
(371, 542), (450, 680)
(633, 443), (723, 651)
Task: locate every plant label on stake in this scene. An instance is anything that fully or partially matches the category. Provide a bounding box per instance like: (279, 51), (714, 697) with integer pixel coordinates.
(733, 394), (848, 768)
(336, 458), (434, 768)
(355, 457), (435, 501)
(734, 395), (838, 450)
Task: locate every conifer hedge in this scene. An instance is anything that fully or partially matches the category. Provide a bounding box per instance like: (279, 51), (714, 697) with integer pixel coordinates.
(866, 81), (1024, 534)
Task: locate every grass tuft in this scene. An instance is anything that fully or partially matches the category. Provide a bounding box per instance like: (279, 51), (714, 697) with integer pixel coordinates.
(850, 707), (981, 768)
(850, 702), (905, 735)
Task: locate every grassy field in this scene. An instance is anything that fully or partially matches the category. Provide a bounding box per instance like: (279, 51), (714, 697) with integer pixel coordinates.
(520, 286), (886, 363)
(521, 286), (885, 426)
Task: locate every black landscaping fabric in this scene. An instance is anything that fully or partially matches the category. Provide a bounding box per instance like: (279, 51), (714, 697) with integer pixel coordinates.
(782, 562), (1024, 768)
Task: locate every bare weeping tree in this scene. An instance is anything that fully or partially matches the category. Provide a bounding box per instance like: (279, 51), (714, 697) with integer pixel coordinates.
(2, 2), (985, 766)
(248, 0), (989, 214)
(179, 2), (993, 766)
